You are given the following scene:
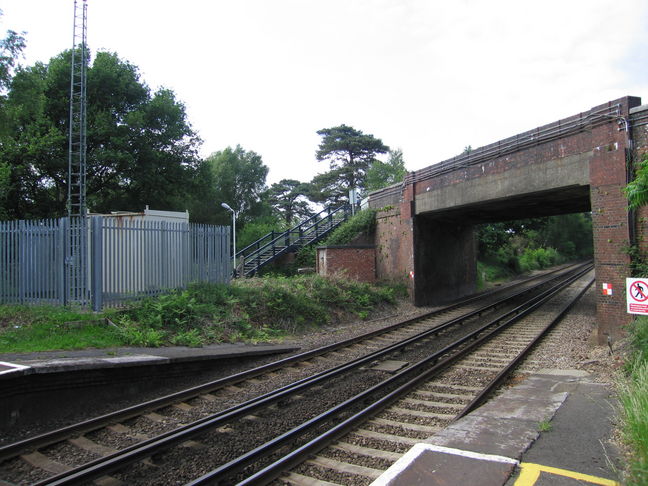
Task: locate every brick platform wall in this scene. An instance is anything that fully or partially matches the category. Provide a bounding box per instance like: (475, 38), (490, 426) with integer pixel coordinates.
(316, 245), (376, 282)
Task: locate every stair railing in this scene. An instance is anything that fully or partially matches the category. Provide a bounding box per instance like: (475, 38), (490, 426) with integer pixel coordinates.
(236, 204), (351, 276)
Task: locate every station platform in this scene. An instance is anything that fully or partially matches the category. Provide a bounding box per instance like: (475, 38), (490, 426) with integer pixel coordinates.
(371, 369), (622, 486)
(0, 342), (300, 379)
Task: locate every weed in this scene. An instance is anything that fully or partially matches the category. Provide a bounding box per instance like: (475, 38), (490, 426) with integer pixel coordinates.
(618, 316), (648, 485)
(117, 317), (165, 347)
(171, 329), (204, 347)
(537, 420), (553, 432)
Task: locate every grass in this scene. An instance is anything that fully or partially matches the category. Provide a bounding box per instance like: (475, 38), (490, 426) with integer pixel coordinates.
(0, 275), (408, 352)
(0, 305), (122, 353)
(618, 317), (648, 485)
(537, 419), (553, 433)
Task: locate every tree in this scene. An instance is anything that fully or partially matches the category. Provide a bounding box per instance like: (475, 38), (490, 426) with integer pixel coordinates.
(0, 49), (204, 219)
(0, 11), (25, 94)
(206, 145), (270, 227)
(315, 124), (389, 195)
(266, 179), (313, 225)
(365, 148), (407, 192)
(305, 169), (349, 206)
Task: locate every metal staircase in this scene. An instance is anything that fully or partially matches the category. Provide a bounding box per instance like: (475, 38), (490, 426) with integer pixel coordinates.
(236, 205), (351, 277)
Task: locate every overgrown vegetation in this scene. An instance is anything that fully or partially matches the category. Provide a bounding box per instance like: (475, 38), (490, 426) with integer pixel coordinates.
(617, 152), (648, 484)
(477, 213), (593, 286)
(0, 275), (407, 351)
(293, 208), (377, 270)
(619, 317), (648, 485)
(624, 154), (648, 209)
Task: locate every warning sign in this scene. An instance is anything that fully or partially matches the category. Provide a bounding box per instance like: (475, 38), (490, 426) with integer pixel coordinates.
(627, 278), (648, 315)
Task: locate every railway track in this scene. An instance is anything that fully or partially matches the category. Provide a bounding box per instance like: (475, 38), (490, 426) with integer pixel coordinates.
(0, 263), (592, 486)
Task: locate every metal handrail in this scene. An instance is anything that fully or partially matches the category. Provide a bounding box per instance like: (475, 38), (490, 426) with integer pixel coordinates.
(236, 205), (351, 276)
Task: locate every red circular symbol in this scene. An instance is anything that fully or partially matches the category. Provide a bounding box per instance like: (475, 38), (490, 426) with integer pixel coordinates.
(630, 281), (648, 302)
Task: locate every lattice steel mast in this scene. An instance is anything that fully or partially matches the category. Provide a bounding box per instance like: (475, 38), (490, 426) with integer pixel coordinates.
(67, 0), (87, 218)
(66, 0), (89, 305)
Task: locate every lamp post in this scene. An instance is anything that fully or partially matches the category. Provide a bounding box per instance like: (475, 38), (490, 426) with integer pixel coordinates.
(221, 202), (236, 276)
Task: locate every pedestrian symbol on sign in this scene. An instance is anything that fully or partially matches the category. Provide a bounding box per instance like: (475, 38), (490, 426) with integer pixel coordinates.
(634, 283), (647, 300)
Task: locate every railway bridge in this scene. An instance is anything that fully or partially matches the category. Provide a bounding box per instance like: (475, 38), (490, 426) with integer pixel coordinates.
(368, 96), (648, 342)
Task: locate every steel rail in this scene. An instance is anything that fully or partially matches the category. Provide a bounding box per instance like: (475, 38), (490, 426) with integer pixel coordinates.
(229, 265), (593, 486)
(455, 276), (595, 419)
(28, 264), (590, 486)
(0, 263), (577, 462)
(185, 265), (593, 485)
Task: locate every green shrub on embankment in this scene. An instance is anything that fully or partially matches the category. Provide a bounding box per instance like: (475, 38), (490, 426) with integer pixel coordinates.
(477, 247), (565, 289)
(293, 209), (377, 270)
(618, 317), (648, 485)
(0, 275), (407, 352)
(117, 275), (405, 346)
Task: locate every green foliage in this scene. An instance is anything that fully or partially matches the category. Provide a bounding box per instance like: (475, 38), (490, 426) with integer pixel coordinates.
(306, 168), (349, 206)
(314, 124), (389, 204)
(619, 317), (648, 485)
(0, 49), (203, 219)
(624, 245), (648, 278)
(295, 209), (377, 268)
(365, 149), (407, 192)
(117, 275), (404, 345)
(237, 217), (286, 250)
(0, 305), (122, 352)
(170, 329), (204, 347)
(0, 273), (406, 352)
(116, 318), (163, 347)
(625, 154), (648, 209)
(206, 145), (270, 227)
(265, 179), (314, 225)
(327, 209), (376, 245)
(537, 420), (553, 432)
(518, 247), (562, 273)
(0, 18), (25, 92)
(477, 213), (592, 285)
(0, 161), (9, 220)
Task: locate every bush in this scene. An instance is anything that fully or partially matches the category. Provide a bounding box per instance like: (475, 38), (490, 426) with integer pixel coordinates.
(519, 247), (562, 273)
(619, 317), (648, 485)
(295, 209), (376, 268)
(111, 274), (406, 347)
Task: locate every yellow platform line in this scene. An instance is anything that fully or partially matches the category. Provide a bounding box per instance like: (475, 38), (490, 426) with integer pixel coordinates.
(514, 462), (620, 486)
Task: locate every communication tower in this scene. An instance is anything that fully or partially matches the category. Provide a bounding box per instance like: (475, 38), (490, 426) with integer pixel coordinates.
(67, 0), (88, 218)
(66, 0), (88, 304)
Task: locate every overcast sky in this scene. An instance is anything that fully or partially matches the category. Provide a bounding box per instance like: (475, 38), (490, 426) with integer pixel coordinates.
(2, 0), (647, 185)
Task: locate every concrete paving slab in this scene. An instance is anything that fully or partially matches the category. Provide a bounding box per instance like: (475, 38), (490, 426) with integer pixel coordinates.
(373, 369), (621, 486)
(371, 443), (518, 486)
(426, 374), (569, 459)
(505, 379), (621, 485)
(426, 414), (541, 458)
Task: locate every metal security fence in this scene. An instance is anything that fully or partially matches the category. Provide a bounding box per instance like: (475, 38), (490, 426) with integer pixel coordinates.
(0, 216), (231, 311)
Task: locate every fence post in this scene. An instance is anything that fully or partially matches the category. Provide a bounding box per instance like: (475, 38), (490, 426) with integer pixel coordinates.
(18, 220), (26, 304)
(161, 221), (168, 288)
(58, 218), (68, 306)
(91, 216), (103, 312)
